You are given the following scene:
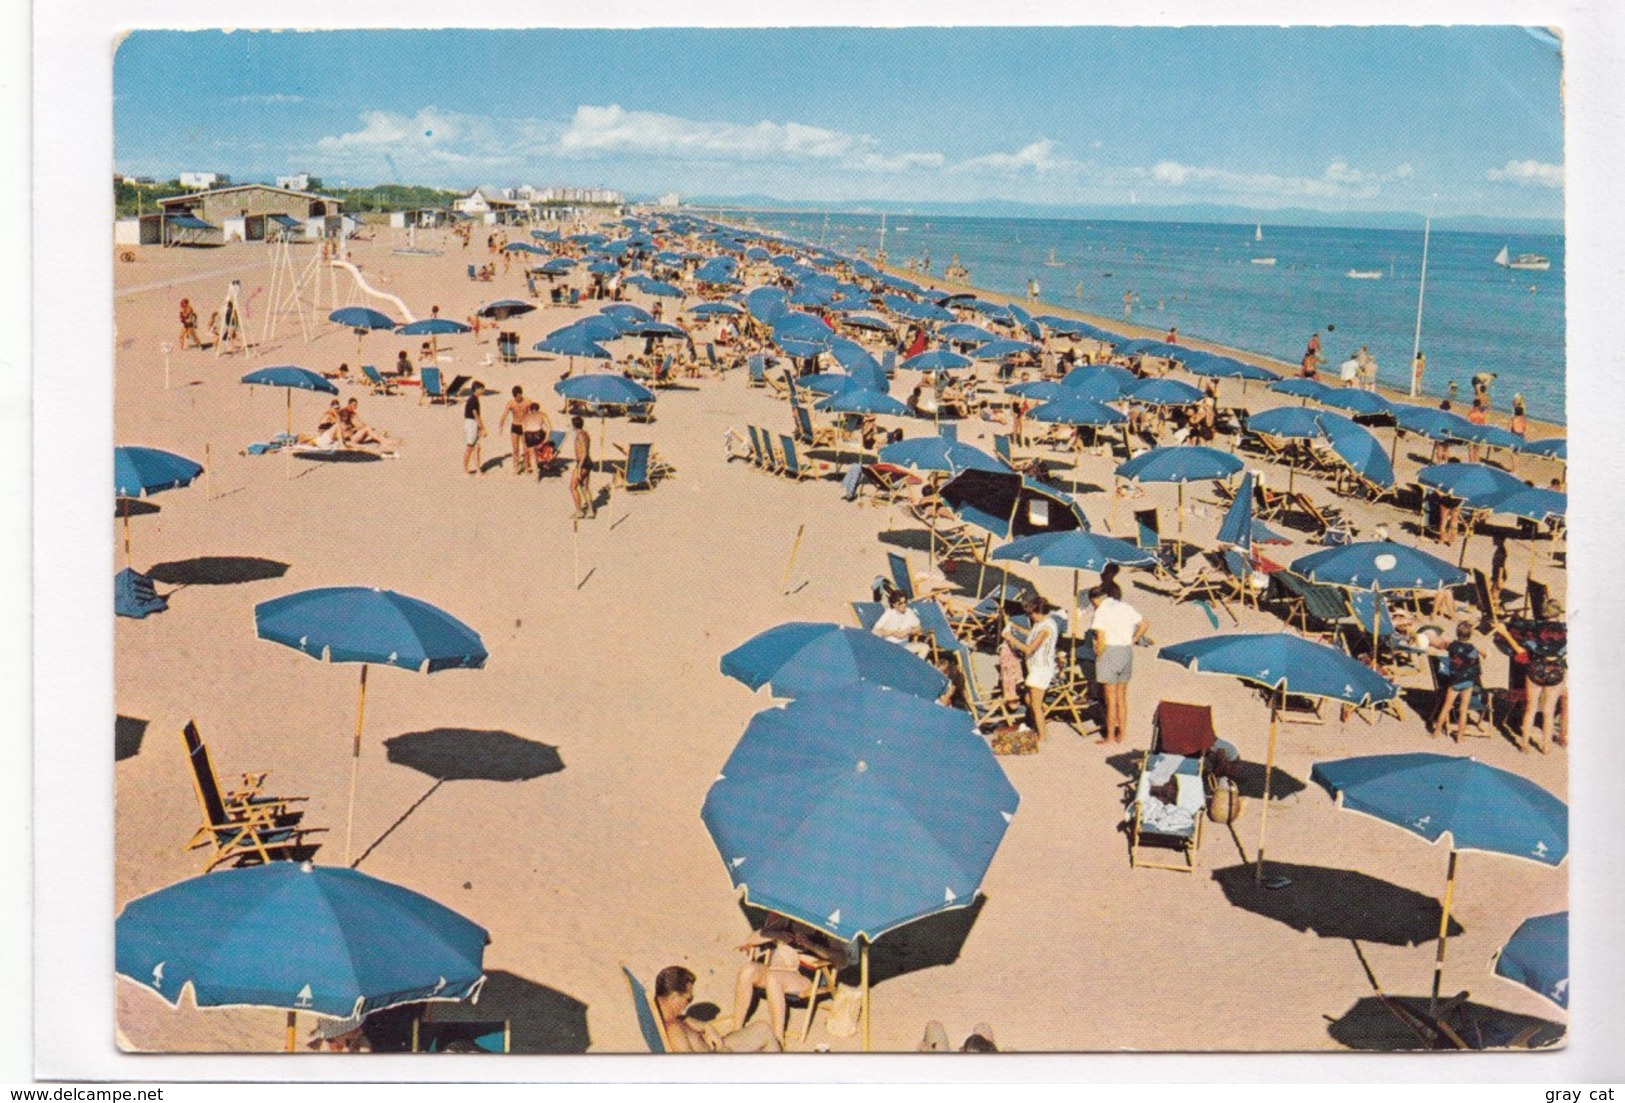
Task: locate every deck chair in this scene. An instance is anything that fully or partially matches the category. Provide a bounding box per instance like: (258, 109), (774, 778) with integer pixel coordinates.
(705, 342), (721, 372)
(627, 400), (656, 423)
(936, 628), (1027, 732)
(1133, 508), (1182, 577)
(1472, 567), (1505, 622)
(779, 434), (834, 481)
(1272, 571), (1360, 642)
(614, 443), (656, 491)
(622, 967), (672, 1053)
(185, 726), (320, 871)
(755, 428), (783, 475)
(1147, 555), (1239, 626)
(992, 434), (1016, 469)
(747, 353), (769, 387)
(411, 1016), (511, 1053)
(744, 425), (768, 471)
(887, 552), (916, 601)
(881, 349), (896, 379)
(765, 370), (792, 399)
(1218, 548), (1268, 610)
(182, 720), (305, 835)
(361, 364), (396, 395)
(569, 288), (581, 306)
(444, 374), (472, 400)
(858, 462), (920, 506)
(115, 567), (167, 618)
(420, 367), (448, 405)
(793, 403), (838, 449)
(1427, 653), (1492, 738)
(1125, 713), (1209, 871)
(466, 264), (477, 281)
(1253, 480), (1291, 521)
(1293, 492), (1352, 541)
(1523, 576), (1550, 618)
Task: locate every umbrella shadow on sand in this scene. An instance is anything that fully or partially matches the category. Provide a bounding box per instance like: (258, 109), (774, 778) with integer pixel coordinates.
(115, 498), (161, 519)
(293, 450), (383, 464)
(146, 556), (290, 587)
(361, 970), (591, 1054)
(115, 715), (148, 761)
(1211, 863), (1463, 946)
(353, 730), (565, 868)
(738, 897), (987, 987)
(1103, 752), (1307, 802)
(1325, 994), (1564, 1051)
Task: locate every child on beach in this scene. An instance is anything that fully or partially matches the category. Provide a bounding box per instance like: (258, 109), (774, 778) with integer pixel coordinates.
(178, 298), (202, 349)
(1429, 621), (1482, 741)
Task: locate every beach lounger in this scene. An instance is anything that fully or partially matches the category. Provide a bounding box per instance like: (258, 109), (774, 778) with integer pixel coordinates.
(467, 264), (477, 281)
(747, 354), (769, 388)
(185, 730), (320, 871)
(1124, 704), (1211, 871)
(444, 374), (472, 400)
(744, 426), (768, 471)
(627, 400), (656, 423)
(905, 497), (987, 564)
(755, 428), (783, 475)
(1133, 508), (1182, 578)
(1148, 558), (1239, 626)
(613, 443), (656, 492)
(1272, 570), (1359, 642)
(765, 371), (792, 400)
(622, 967), (673, 1053)
(410, 1016), (511, 1054)
(793, 404), (838, 449)
(361, 364), (396, 395)
(420, 366), (449, 405)
(934, 622), (1027, 732)
(881, 349), (896, 379)
(1472, 567), (1506, 622)
(569, 288), (581, 306)
(182, 720), (305, 835)
(778, 434), (834, 481)
(887, 551), (917, 601)
(705, 342), (720, 373)
(858, 462), (920, 506)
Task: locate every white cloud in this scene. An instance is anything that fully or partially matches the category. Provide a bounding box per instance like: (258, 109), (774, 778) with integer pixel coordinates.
(1486, 159), (1564, 188)
(555, 104), (942, 174)
(313, 107), (559, 173)
(1144, 159), (1415, 201)
(957, 139), (1067, 174)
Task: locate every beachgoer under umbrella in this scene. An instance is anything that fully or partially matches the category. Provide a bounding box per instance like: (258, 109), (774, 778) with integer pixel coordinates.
(873, 589), (929, 658)
(732, 914), (850, 1049)
(654, 966), (778, 1053)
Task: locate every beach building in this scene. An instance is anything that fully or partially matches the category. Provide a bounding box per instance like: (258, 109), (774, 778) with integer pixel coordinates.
(178, 171), (230, 189)
(388, 208), (450, 229)
(157, 183), (343, 243)
(452, 187), (521, 224)
(275, 172), (320, 192)
(658, 192), (681, 208)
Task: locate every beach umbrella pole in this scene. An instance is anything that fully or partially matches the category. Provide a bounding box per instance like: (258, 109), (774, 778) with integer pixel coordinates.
(1430, 849), (1460, 1011)
(122, 499), (132, 569)
(344, 663), (369, 867)
(1177, 484), (1186, 567)
(286, 390), (293, 436)
(1253, 684), (1284, 885)
(861, 940), (871, 1053)
(781, 523), (806, 594)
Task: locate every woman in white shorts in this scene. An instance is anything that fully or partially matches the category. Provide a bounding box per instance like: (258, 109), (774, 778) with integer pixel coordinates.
(1003, 594), (1059, 740)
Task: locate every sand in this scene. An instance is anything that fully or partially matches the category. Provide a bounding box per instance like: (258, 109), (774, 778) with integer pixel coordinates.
(112, 220), (1567, 1055)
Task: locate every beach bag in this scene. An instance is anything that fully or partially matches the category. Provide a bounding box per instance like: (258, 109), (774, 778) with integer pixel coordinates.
(824, 985), (863, 1039)
(991, 726), (1039, 756)
(1206, 777), (1245, 824)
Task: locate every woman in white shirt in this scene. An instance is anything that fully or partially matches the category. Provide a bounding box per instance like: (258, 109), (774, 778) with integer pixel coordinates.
(1087, 583), (1149, 744)
(872, 591), (929, 658)
(1003, 594), (1059, 740)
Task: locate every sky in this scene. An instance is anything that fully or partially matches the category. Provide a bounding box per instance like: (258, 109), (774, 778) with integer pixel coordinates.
(113, 26), (1565, 220)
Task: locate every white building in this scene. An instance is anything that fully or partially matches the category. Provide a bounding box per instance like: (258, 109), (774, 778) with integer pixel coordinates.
(658, 192), (681, 208)
(276, 173), (318, 192)
(179, 172), (230, 190)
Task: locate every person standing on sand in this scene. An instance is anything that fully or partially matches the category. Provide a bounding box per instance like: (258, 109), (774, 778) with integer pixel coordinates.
(521, 402), (553, 478)
(499, 386), (530, 474)
(1087, 584), (1149, 745)
(462, 383), (486, 475)
(570, 415), (595, 518)
(1002, 594), (1059, 741)
(178, 298), (202, 350)
(1412, 351), (1426, 394)
(1123, 290), (1135, 319)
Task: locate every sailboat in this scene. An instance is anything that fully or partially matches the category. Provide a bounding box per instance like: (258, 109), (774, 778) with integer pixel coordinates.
(1249, 222), (1276, 265)
(1043, 247), (1065, 268)
(1494, 244), (1551, 271)
(875, 214), (888, 265)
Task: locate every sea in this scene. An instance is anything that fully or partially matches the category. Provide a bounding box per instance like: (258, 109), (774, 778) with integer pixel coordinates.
(716, 210), (1566, 425)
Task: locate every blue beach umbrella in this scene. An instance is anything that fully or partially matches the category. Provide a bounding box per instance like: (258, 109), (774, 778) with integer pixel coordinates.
(1061, 365), (1136, 401)
(841, 313), (894, 334)
(1311, 752), (1567, 1004)
(1216, 471), (1291, 552)
(992, 529), (1155, 573)
(1005, 379), (1070, 402)
(502, 241), (547, 254)
(396, 317), (472, 337)
(827, 337), (883, 376)
(241, 366), (340, 435)
(701, 683), (1019, 1049)
(1117, 445), (1243, 483)
(618, 320), (688, 340)
(1291, 541), (1467, 591)
(719, 622), (947, 701)
(1126, 377), (1204, 407)
(1270, 377), (1336, 402)
(939, 322), (998, 344)
(773, 311), (837, 342)
(899, 348), (973, 373)
(115, 445), (203, 500)
(688, 301), (742, 318)
(1247, 405), (1329, 440)
(562, 315), (628, 341)
(968, 338), (1041, 361)
(1483, 485), (1566, 522)
(881, 294), (955, 323)
(940, 467), (1090, 538)
(878, 436), (1004, 476)
(255, 586), (487, 861)
(1113, 337), (1164, 358)
(1448, 422), (1527, 452)
(600, 303), (654, 322)
(776, 338), (831, 360)
(116, 862), (488, 1049)
(554, 374), (655, 405)
(475, 299), (535, 320)
(815, 388), (911, 417)
(1523, 438), (1565, 460)
(328, 306), (398, 331)
(797, 372), (859, 397)
(1416, 463), (1527, 508)
(1493, 912), (1568, 1009)
(1318, 388), (1394, 417)
(1393, 404), (1476, 442)
(1027, 394), (1128, 427)
(1319, 415), (1395, 488)
(1160, 632), (1399, 882)
(587, 260), (620, 276)
(1006, 302), (1043, 341)
(639, 279), (685, 298)
(533, 330), (613, 361)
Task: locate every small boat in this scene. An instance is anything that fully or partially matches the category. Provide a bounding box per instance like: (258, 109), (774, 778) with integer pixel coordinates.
(1494, 244), (1551, 271)
(1255, 222), (1263, 242)
(1043, 248), (1065, 268)
(1250, 257), (1277, 266)
(1346, 269), (1383, 280)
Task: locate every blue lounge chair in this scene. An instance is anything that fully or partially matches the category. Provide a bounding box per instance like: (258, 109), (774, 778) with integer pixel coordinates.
(615, 443), (655, 491)
(793, 404), (837, 449)
(705, 342), (720, 372)
(115, 567), (167, 619)
(628, 400), (655, 423)
(940, 423), (958, 442)
(881, 349), (896, 379)
(467, 264), (477, 281)
(622, 967), (671, 1053)
(887, 552), (915, 600)
(779, 434), (831, 481)
(411, 1017), (511, 1053)
(914, 601), (1025, 731)
(420, 366), (448, 405)
(361, 364), (396, 395)
(992, 434), (1017, 470)
(747, 354), (769, 388)
(568, 287), (581, 306)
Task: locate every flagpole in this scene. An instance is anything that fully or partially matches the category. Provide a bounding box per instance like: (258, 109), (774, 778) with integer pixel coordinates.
(1409, 210), (1432, 399)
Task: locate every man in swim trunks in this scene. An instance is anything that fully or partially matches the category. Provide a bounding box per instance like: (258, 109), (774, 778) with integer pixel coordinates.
(498, 385), (530, 474)
(521, 402), (552, 480)
(570, 415), (594, 518)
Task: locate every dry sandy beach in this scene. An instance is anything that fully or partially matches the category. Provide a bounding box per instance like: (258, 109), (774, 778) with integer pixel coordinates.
(113, 221), (1568, 1055)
